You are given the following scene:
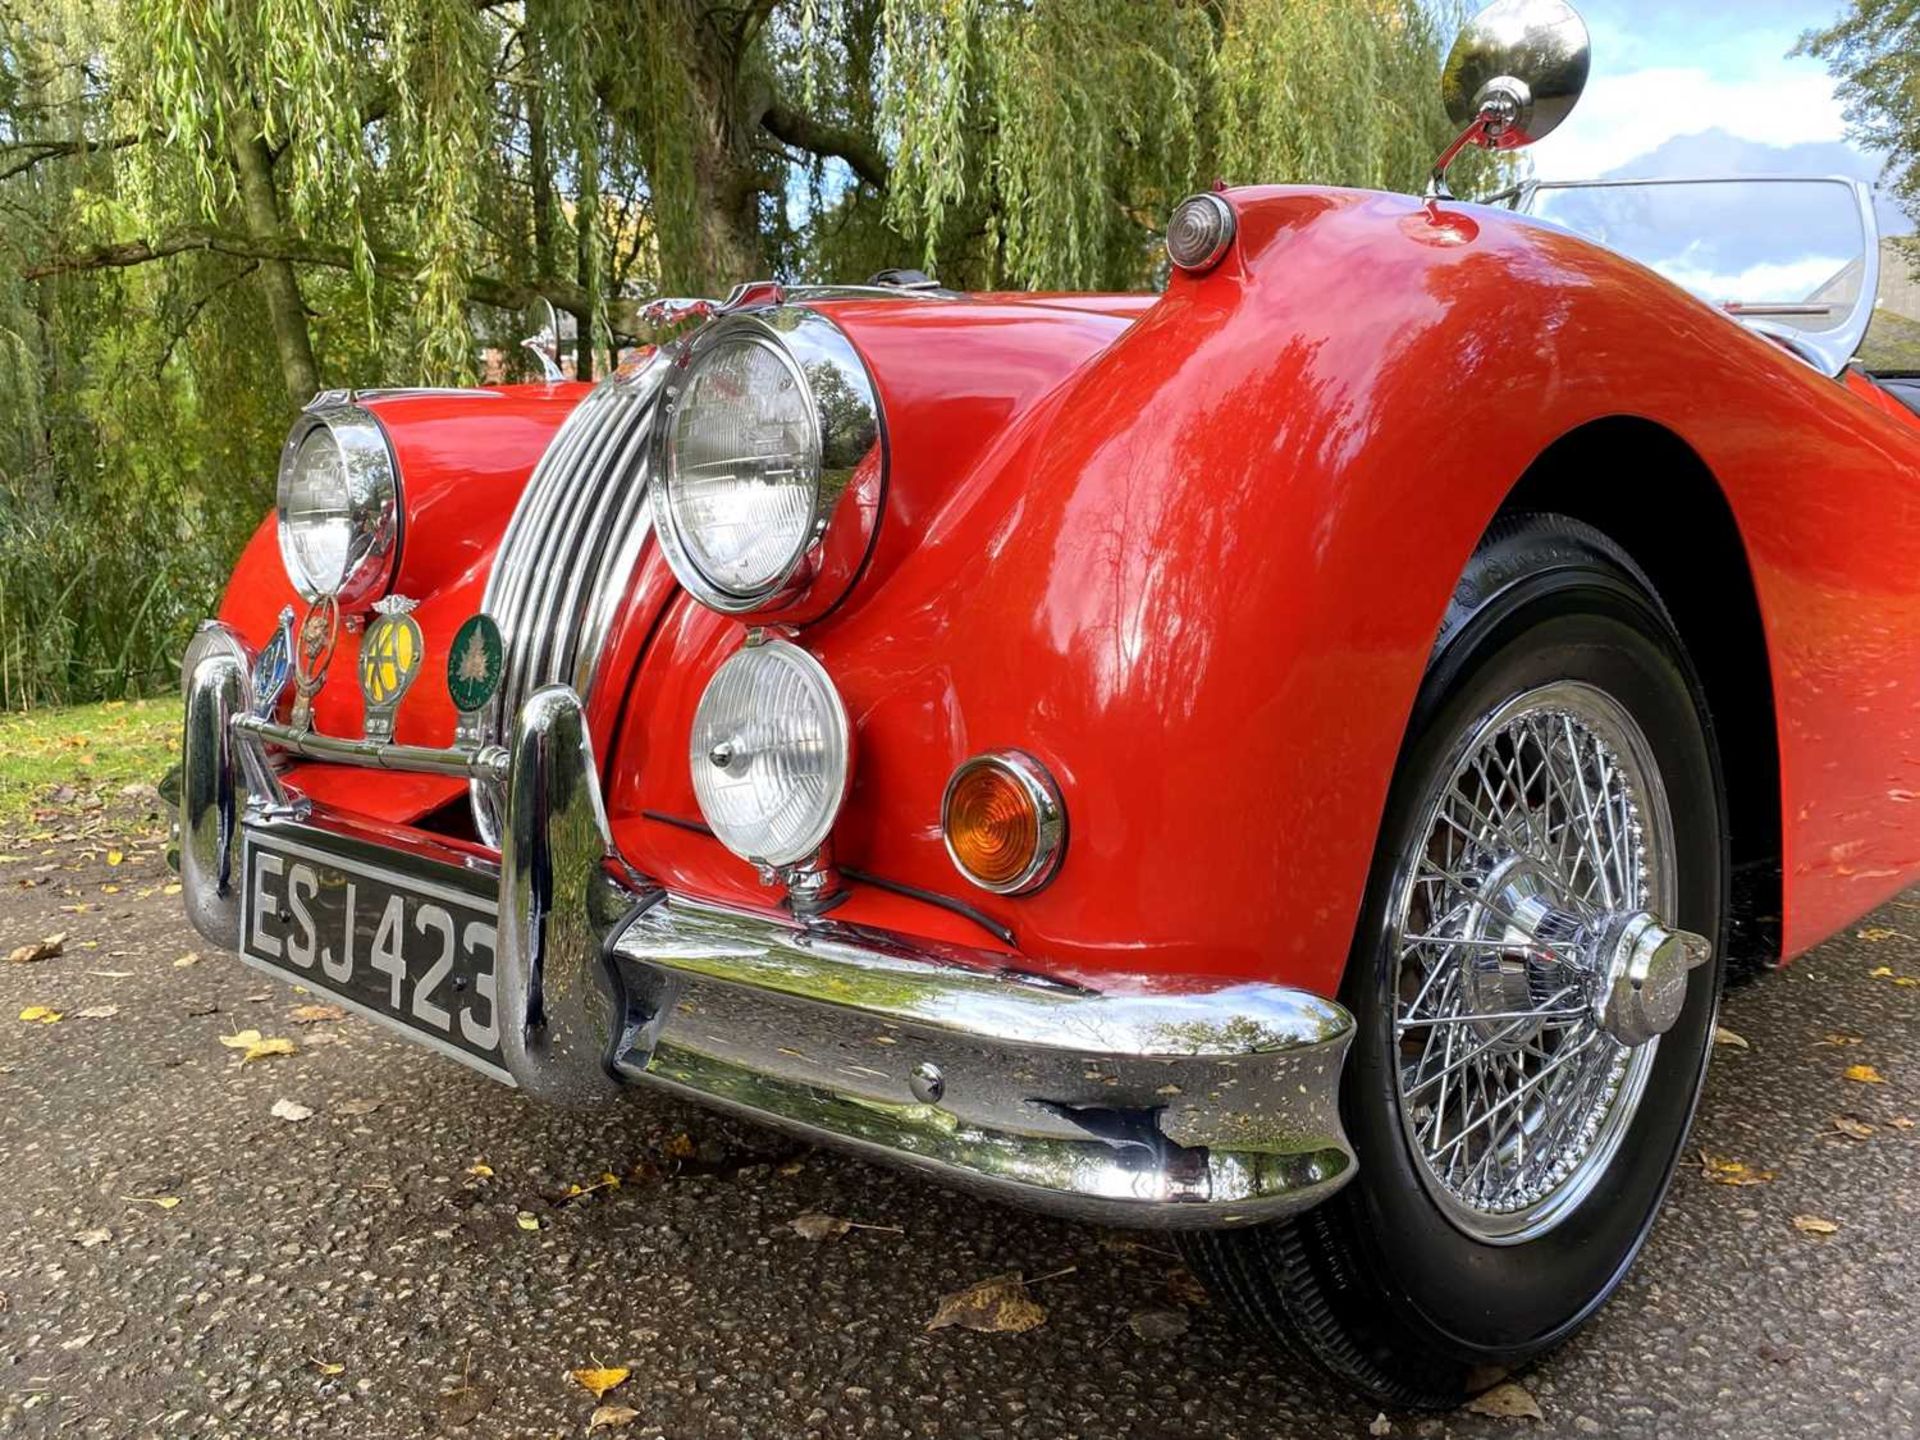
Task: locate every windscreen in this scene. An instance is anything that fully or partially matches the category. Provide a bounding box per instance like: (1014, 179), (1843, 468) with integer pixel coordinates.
(1519, 178), (1872, 364)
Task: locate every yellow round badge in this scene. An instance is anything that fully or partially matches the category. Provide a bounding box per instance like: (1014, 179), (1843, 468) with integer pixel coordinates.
(357, 600), (424, 739)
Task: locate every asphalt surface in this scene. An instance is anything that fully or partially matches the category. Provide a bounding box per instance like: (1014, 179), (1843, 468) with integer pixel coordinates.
(1, 797), (1916, 1439)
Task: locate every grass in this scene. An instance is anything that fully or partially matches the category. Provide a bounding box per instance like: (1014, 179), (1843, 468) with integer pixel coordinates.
(0, 698), (177, 829)
(1860, 307), (1920, 372)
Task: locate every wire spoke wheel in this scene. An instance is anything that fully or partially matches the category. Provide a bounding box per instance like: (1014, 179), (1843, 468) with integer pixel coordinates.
(1391, 680), (1674, 1243)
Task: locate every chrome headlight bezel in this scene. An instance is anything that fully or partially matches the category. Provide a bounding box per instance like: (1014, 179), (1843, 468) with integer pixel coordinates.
(276, 404), (402, 607)
(649, 308), (882, 615)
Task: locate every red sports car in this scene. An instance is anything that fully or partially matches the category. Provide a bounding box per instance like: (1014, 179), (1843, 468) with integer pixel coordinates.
(173, 0), (1920, 1407)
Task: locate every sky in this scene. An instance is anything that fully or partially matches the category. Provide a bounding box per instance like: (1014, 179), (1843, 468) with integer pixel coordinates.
(1517, 0), (1911, 233)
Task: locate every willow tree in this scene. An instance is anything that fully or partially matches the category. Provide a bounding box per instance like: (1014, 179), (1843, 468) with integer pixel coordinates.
(16, 0), (1465, 390)
(1, 0), (1467, 704)
(872, 0), (1463, 289)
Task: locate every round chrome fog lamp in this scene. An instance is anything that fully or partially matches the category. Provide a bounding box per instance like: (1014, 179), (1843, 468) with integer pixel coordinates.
(689, 636), (852, 867)
(276, 405), (401, 606)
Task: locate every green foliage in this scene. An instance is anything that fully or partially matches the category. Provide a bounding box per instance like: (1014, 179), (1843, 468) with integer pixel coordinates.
(0, 0), (1470, 708)
(1799, 1), (1920, 234)
(873, 0), (1466, 289)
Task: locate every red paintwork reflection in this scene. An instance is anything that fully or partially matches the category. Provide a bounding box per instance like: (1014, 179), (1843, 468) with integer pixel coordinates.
(218, 194), (1920, 995)
(611, 189), (1920, 992)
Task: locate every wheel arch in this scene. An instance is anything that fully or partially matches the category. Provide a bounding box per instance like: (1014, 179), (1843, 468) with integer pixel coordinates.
(1495, 415), (1782, 977)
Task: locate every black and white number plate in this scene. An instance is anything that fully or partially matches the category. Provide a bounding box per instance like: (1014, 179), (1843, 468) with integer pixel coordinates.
(239, 824), (512, 1085)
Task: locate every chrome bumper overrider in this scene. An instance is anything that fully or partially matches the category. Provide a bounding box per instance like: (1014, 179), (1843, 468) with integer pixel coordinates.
(181, 636), (1356, 1228)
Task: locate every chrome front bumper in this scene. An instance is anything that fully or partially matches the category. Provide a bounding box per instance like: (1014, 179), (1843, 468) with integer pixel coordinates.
(181, 639), (1356, 1228)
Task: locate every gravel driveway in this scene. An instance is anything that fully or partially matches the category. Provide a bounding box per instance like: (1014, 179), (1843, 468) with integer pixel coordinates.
(0, 798), (1915, 1438)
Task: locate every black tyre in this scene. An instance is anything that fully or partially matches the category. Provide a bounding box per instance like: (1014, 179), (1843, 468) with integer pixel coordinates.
(1182, 513), (1729, 1409)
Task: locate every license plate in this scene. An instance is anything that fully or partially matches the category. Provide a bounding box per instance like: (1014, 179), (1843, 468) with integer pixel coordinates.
(239, 825), (513, 1086)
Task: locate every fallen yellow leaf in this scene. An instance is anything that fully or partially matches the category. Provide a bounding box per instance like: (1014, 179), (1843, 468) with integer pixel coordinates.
(8, 932), (66, 964)
(589, 1405), (640, 1430)
(791, 1213), (852, 1241)
(1845, 1064), (1888, 1085)
(218, 1028), (296, 1062)
(173, 952), (199, 967)
(467, 1163), (494, 1178)
(309, 1359), (345, 1376)
(105, 850), (123, 867)
(1466, 1382), (1545, 1421)
(289, 1004), (344, 1025)
(569, 1367), (631, 1400)
(1712, 1026), (1750, 1050)
(1833, 1115), (1876, 1140)
(1698, 1151), (1773, 1186)
(163, 882), (181, 896)
(1792, 1214), (1839, 1235)
(1891, 1116), (1915, 1130)
(515, 1211), (541, 1231)
(926, 1272), (1050, 1334)
(18, 1005), (62, 1024)
(122, 1195), (180, 1210)
(1870, 966), (1895, 978)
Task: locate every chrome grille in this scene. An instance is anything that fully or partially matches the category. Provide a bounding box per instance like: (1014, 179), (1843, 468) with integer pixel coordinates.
(472, 359), (665, 840)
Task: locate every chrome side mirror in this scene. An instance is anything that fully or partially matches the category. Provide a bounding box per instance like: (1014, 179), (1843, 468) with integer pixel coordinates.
(520, 296), (564, 383)
(1429, 0), (1590, 198)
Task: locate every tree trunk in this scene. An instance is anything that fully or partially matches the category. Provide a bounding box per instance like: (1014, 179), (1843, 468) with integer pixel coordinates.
(651, 1), (768, 293)
(226, 126), (321, 406)
(574, 136), (598, 382)
(527, 30), (556, 281)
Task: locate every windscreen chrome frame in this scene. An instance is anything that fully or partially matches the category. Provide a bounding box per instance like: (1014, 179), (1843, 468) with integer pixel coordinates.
(1496, 174), (1880, 378)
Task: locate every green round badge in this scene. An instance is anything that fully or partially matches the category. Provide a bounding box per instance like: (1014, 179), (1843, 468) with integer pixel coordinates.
(447, 613), (505, 714)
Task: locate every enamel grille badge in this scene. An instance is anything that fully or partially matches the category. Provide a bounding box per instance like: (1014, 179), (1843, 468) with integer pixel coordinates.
(358, 595), (423, 740)
(251, 606), (295, 721)
(289, 595), (340, 733)
(447, 614), (504, 715)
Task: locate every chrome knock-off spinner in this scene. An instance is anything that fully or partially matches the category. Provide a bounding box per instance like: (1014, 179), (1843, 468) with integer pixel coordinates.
(1464, 853), (1712, 1052)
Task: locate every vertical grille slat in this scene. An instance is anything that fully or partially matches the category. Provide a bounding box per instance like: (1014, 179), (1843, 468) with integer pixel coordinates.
(518, 395), (651, 691)
(545, 406), (658, 685)
(472, 362), (667, 841)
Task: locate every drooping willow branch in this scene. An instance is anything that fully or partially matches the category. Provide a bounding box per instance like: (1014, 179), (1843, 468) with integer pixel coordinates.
(22, 229), (593, 319)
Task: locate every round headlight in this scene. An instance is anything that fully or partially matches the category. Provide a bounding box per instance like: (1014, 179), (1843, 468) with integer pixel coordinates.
(652, 310), (881, 614)
(276, 405), (400, 606)
(689, 637), (852, 867)
(665, 335), (816, 596)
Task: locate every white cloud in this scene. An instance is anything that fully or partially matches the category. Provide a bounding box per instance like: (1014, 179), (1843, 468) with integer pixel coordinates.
(1526, 64), (1848, 181)
(1655, 253), (1854, 306)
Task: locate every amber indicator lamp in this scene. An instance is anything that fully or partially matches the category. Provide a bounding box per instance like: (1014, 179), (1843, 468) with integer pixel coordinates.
(941, 751), (1065, 895)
